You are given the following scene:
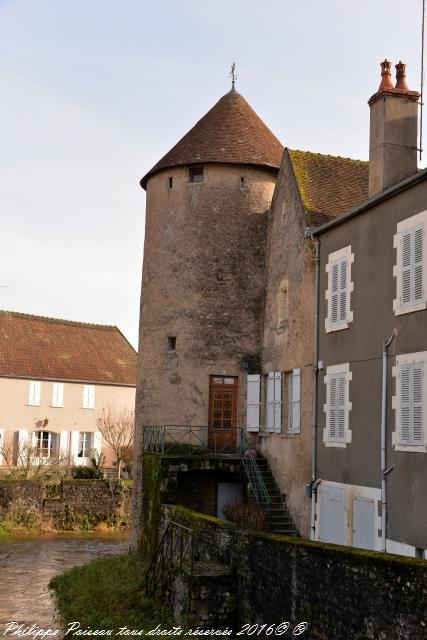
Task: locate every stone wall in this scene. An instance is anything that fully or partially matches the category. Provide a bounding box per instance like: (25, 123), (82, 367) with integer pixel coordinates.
(167, 506), (427, 640)
(0, 479), (131, 531)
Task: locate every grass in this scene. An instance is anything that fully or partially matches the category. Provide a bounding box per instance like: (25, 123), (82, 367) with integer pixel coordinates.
(49, 552), (173, 631)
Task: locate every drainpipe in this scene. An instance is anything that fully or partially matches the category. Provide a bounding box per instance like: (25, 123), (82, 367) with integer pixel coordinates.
(381, 330), (396, 552)
(310, 236), (320, 540)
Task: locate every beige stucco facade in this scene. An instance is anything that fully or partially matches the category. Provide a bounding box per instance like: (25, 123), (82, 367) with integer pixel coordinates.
(0, 376), (135, 469)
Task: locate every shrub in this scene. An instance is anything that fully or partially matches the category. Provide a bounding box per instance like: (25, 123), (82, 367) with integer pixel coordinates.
(223, 501), (266, 531)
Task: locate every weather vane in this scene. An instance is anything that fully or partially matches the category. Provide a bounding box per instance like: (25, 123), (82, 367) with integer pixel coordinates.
(230, 62), (238, 91)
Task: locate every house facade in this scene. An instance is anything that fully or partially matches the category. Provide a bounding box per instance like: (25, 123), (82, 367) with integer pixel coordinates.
(312, 61), (427, 557)
(0, 311), (136, 471)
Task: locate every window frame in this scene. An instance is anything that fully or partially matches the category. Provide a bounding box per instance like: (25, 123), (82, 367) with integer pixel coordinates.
(34, 430), (58, 459)
(188, 166), (204, 183)
(28, 381), (41, 406)
(393, 211), (427, 316)
(82, 384), (95, 409)
(266, 371), (282, 433)
(323, 363), (352, 447)
(325, 246), (354, 333)
(288, 368), (301, 434)
(51, 382), (64, 408)
(392, 351), (427, 452)
(77, 431), (94, 458)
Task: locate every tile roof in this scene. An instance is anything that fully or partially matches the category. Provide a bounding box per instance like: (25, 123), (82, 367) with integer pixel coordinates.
(288, 149), (369, 225)
(141, 90), (284, 189)
(0, 311), (137, 385)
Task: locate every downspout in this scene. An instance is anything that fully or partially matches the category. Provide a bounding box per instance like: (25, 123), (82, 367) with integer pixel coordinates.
(381, 330), (396, 552)
(310, 235), (320, 540)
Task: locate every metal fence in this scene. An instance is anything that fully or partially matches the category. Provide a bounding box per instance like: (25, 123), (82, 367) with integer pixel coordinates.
(143, 424), (240, 455)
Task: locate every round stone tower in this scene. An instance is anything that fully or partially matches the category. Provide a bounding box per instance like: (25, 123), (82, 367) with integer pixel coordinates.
(133, 87), (283, 539)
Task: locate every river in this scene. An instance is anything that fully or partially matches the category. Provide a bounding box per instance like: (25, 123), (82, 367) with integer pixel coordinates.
(0, 532), (130, 635)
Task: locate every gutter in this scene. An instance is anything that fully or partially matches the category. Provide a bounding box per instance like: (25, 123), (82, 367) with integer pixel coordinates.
(305, 167), (427, 238)
(310, 235), (320, 540)
(381, 331), (396, 552)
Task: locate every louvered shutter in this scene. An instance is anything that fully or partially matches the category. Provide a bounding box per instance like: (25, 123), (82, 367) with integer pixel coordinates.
(52, 383), (64, 407)
(337, 374), (346, 439)
(412, 363), (423, 443)
(339, 260), (347, 322)
(267, 374), (275, 432)
(29, 381), (41, 405)
(246, 374), (260, 432)
(401, 231), (412, 306)
(59, 431), (69, 457)
(329, 377), (337, 439)
(413, 227), (424, 303)
(93, 431), (102, 455)
(274, 372), (282, 432)
(89, 386), (95, 408)
(400, 366), (411, 443)
(291, 369), (301, 434)
(331, 263), (339, 324)
(70, 431), (80, 463)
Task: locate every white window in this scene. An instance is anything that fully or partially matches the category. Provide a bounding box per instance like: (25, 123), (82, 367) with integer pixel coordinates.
(392, 352), (427, 452)
(267, 372), (282, 433)
(393, 211), (427, 315)
(34, 431), (58, 458)
(323, 363), (352, 447)
(82, 384), (95, 409)
(288, 369), (301, 434)
(51, 382), (64, 407)
(246, 374), (261, 432)
(78, 432), (94, 458)
(325, 246), (354, 333)
(28, 381), (41, 406)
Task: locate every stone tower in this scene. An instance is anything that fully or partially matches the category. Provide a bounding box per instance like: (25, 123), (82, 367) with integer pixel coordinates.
(133, 87), (283, 540)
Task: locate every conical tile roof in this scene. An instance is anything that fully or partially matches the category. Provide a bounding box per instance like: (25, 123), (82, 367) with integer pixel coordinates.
(141, 90), (284, 189)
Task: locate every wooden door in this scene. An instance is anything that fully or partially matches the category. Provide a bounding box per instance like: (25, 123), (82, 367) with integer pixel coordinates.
(208, 376), (238, 453)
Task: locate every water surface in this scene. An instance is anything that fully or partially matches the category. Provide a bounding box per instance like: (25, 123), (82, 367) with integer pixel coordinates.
(0, 532), (130, 635)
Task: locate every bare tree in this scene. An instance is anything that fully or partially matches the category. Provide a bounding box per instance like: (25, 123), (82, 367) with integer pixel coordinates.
(0, 438), (69, 480)
(96, 406), (135, 478)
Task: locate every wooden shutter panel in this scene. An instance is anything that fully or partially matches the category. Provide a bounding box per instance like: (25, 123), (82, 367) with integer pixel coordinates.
(412, 363), (423, 443)
(274, 372), (282, 432)
(337, 374), (346, 439)
(329, 377), (337, 439)
(292, 369), (301, 434)
(400, 366), (411, 443)
(331, 263), (339, 323)
(413, 227), (424, 303)
(401, 231), (412, 305)
(246, 374), (260, 432)
(267, 374), (275, 432)
(339, 259), (347, 322)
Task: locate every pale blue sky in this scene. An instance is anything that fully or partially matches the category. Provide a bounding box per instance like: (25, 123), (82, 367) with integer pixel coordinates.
(0, 0), (424, 348)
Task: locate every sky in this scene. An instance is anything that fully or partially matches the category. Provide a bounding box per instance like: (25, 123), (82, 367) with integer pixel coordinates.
(1, 0), (425, 349)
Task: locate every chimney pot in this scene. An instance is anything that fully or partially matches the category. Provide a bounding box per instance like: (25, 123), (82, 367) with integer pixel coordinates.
(395, 61), (410, 91)
(378, 59), (394, 91)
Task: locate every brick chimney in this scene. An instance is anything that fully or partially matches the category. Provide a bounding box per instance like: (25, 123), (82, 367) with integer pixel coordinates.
(368, 60), (420, 198)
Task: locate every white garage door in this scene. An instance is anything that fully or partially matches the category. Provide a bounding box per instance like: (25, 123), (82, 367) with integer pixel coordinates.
(318, 484), (345, 545)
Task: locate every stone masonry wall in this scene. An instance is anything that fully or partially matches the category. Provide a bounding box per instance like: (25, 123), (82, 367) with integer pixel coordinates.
(167, 506), (427, 640)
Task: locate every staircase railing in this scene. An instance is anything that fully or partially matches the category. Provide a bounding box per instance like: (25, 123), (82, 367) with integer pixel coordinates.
(239, 430), (271, 504)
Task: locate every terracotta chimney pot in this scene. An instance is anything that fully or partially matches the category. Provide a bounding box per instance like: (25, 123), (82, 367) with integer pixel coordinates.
(378, 59), (394, 91)
(395, 61), (410, 91)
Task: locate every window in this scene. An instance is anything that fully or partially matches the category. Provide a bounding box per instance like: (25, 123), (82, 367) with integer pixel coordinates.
(323, 363), (352, 447)
(51, 382), (64, 407)
(82, 385), (95, 409)
(167, 336), (176, 352)
(325, 246), (354, 332)
(189, 167), (204, 183)
(168, 176), (173, 189)
(288, 369), (301, 434)
(392, 352), (427, 452)
(246, 374), (261, 432)
(267, 372), (282, 432)
(28, 381), (41, 406)
(240, 176), (245, 189)
(35, 431), (58, 458)
(393, 211), (427, 315)
(78, 432), (94, 458)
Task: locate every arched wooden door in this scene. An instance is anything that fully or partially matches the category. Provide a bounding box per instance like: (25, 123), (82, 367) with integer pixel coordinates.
(208, 375), (238, 453)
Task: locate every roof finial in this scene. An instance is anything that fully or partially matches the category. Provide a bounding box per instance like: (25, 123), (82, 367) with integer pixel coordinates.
(230, 62), (237, 92)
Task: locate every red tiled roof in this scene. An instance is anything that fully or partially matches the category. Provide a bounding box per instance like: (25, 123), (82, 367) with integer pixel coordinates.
(0, 311), (137, 385)
(141, 90), (284, 189)
(288, 149), (369, 225)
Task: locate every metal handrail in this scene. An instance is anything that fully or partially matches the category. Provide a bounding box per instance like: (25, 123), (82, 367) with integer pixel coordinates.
(240, 430), (271, 504)
(143, 424), (240, 455)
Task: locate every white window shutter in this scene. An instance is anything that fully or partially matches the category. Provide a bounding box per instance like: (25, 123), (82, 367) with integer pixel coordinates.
(246, 374), (260, 432)
(292, 369), (301, 433)
(89, 385), (95, 408)
(413, 227), (424, 303)
(274, 372), (282, 432)
(337, 374), (346, 439)
(339, 259), (347, 322)
(29, 381), (41, 405)
(70, 431), (80, 463)
(401, 231), (413, 305)
(412, 363), (423, 442)
(93, 431), (102, 455)
(329, 377), (337, 439)
(267, 374), (275, 432)
(400, 366), (411, 443)
(331, 263), (339, 324)
(59, 431), (69, 457)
